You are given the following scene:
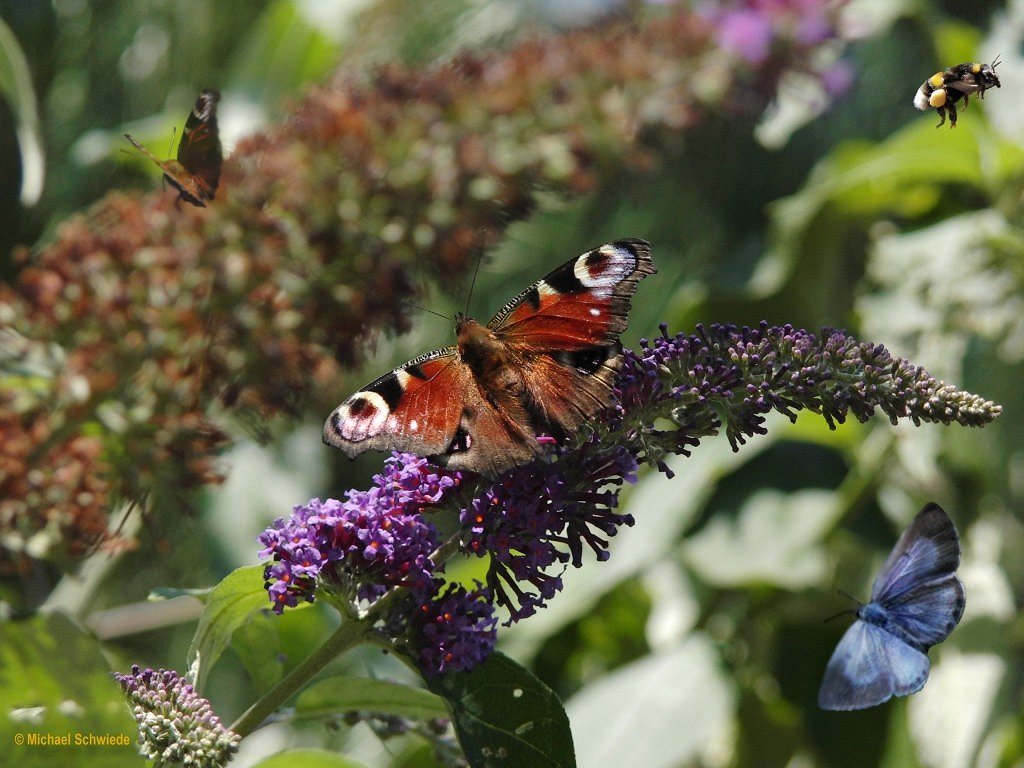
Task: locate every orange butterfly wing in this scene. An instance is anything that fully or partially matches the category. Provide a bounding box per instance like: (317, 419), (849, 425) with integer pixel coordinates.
(492, 239), (655, 435)
(323, 348), (538, 474)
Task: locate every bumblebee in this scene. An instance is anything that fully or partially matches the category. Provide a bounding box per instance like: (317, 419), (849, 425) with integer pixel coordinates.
(914, 57), (1001, 127)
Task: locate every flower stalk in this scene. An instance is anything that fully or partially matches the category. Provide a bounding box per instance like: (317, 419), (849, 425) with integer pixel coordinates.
(230, 615), (373, 737)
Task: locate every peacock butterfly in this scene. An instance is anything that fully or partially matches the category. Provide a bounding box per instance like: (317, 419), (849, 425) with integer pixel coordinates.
(124, 89), (222, 207)
(323, 239), (655, 476)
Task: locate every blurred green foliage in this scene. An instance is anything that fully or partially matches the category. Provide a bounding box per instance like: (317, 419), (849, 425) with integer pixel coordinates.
(1, 0), (1022, 766)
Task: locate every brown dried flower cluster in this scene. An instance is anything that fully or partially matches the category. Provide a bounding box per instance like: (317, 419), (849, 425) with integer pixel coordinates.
(0, 5), (844, 576)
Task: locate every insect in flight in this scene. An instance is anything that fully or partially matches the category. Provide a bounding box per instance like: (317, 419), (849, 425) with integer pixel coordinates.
(914, 57), (1001, 128)
(124, 89), (222, 207)
(818, 503), (965, 710)
(323, 239), (655, 476)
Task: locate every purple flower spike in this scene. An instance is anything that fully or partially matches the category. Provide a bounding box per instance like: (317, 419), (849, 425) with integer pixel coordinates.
(258, 453), (459, 613)
(613, 322), (1001, 472)
(461, 443), (638, 622)
(410, 582), (498, 676)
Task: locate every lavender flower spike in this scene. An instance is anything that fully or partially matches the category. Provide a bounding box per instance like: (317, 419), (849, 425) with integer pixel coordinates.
(612, 322), (1002, 471)
(114, 665), (240, 767)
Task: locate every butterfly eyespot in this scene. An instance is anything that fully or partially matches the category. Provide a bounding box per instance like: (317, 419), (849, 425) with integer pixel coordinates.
(331, 390), (392, 442)
(348, 397), (375, 417)
(573, 250), (616, 288)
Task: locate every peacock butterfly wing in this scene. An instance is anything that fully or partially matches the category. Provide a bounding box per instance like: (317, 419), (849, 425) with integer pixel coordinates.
(492, 238), (655, 436)
(322, 347), (539, 473)
(174, 89), (221, 203)
(513, 346), (623, 438)
(489, 238), (655, 347)
(323, 239), (655, 475)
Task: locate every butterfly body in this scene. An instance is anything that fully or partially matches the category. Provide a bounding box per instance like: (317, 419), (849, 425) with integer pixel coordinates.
(818, 504), (965, 711)
(124, 89), (222, 207)
(324, 239), (655, 475)
(854, 601), (925, 652)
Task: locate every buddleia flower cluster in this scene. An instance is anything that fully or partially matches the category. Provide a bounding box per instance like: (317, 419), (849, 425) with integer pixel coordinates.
(114, 665), (240, 767)
(259, 322), (1001, 673)
(258, 454), (498, 675)
(612, 322), (1001, 472)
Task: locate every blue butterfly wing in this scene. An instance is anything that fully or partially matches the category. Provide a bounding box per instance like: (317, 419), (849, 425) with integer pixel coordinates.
(870, 504), (964, 649)
(871, 504), (961, 605)
(818, 620), (931, 711)
(879, 574), (965, 649)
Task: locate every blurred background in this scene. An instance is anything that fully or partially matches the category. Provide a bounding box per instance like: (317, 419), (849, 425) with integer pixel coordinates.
(1, 0), (1022, 766)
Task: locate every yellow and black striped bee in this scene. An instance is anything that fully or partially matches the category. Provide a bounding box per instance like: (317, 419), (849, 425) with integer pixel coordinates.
(914, 57), (1001, 127)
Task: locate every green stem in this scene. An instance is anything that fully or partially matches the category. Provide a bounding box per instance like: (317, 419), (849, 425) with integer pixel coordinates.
(229, 616), (372, 736)
(430, 530), (464, 568)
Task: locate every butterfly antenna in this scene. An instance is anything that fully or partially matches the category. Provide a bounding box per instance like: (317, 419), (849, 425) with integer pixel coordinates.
(400, 299), (450, 322)
(80, 497), (140, 559)
(821, 589), (863, 622)
(167, 125), (177, 159)
(464, 246), (485, 317)
(822, 608), (856, 624)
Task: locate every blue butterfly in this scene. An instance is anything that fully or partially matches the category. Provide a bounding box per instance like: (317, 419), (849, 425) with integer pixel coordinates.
(818, 503), (966, 710)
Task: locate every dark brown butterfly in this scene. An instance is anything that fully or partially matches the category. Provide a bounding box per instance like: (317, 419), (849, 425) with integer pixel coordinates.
(323, 239), (655, 476)
(124, 89), (222, 207)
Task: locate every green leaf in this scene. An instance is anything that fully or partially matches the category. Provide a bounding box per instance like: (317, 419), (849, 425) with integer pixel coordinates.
(426, 652), (575, 768)
(188, 565), (282, 691)
(683, 488), (844, 588)
(225, 600), (341, 699)
(231, 610), (286, 694)
(227, 0), (338, 108)
(757, 118), (1024, 296)
(0, 17), (44, 205)
(566, 635), (735, 768)
(0, 613), (138, 767)
(249, 747), (372, 768)
(296, 676), (449, 720)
